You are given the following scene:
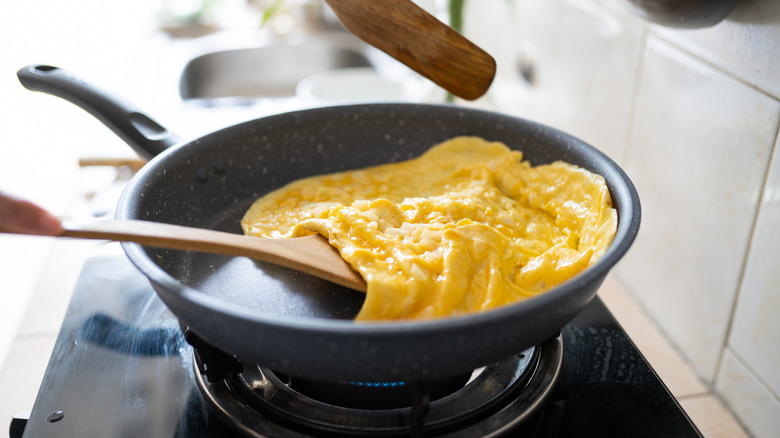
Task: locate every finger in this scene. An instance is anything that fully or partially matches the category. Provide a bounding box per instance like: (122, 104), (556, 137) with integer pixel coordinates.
(0, 192), (64, 236)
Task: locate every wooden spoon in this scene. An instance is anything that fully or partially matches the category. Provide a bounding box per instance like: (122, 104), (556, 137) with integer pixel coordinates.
(6, 219), (367, 292)
(323, 0), (496, 100)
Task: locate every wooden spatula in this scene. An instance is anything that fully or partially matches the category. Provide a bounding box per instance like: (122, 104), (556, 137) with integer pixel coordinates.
(4, 219), (367, 292)
(323, 0), (496, 100)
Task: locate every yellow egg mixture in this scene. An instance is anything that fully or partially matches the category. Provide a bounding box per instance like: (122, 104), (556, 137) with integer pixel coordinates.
(242, 137), (617, 321)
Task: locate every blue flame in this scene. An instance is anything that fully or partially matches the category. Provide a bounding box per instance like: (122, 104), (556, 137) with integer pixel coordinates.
(347, 380), (407, 388)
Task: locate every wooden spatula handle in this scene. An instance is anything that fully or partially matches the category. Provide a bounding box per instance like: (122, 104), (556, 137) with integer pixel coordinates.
(324, 0), (496, 100)
(52, 219), (366, 292)
(59, 219), (366, 291)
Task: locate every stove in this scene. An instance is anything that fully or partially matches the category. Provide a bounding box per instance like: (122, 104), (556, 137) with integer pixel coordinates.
(11, 256), (701, 437)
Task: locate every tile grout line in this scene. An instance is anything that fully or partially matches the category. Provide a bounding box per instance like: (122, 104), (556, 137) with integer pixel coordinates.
(619, 18), (649, 169)
(725, 345), (780, 405)
(676, 393), (714, 402)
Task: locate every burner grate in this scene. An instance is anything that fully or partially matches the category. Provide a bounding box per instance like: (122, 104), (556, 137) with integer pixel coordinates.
(194, 336), (563, 437)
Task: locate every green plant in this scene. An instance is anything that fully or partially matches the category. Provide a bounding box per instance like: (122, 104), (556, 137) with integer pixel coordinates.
(260, 0), (288, 26)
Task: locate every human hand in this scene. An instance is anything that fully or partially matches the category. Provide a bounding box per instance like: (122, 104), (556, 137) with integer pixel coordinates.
(0, 191), (63, 235)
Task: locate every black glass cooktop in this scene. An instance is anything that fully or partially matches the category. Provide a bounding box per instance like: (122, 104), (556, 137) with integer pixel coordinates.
(14, 256), (701, 437)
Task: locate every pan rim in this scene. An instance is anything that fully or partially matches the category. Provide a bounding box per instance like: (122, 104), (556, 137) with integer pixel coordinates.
(117, 102), (640, 336)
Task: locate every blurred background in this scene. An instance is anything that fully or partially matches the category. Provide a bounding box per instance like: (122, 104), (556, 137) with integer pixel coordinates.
(0, 1), (777, 437)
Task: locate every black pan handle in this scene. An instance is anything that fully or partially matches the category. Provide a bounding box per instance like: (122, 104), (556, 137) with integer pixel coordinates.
(17, 65), (183, 160)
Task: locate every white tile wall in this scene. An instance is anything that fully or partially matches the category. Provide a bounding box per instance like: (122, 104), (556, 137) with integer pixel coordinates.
(479, 0), (780, 434)
(546, 0), (645, 162)
(469, 0), (564, 124)
(470, 0), (646, 163)
(619, 34), (780, 381)
(727, 132), (780, 400)
(651, 1), (780, 99)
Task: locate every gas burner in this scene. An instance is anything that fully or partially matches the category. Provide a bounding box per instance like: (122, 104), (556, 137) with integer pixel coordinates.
(194, 336), (563, 437)
(14, 257), (703, 437)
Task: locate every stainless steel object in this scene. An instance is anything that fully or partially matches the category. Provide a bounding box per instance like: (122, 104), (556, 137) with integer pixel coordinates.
(179, 32), (375, 100)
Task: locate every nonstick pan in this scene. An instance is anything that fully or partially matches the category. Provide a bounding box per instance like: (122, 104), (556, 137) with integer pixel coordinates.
(18, 65), (640, 382)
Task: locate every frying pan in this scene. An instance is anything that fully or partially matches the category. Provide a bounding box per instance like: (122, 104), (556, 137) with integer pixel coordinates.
(18, 65), (640, 382)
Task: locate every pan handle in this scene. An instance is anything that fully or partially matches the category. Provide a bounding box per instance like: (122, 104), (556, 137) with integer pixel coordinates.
(17, 65), (183, 160)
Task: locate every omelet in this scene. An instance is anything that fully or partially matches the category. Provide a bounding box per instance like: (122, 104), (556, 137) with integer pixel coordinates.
(242, 136), (617, 321)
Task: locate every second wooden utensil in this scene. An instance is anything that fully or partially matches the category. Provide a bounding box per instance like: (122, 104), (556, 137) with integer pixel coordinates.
(323, 0), (496, 100)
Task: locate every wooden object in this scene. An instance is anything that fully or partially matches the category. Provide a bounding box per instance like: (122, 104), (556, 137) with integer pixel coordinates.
(7, 219), (367, 292)
(323, 0), (496, 100)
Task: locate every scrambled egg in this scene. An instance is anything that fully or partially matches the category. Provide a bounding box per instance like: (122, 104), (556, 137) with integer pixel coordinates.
(242, 137), (617, 321)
